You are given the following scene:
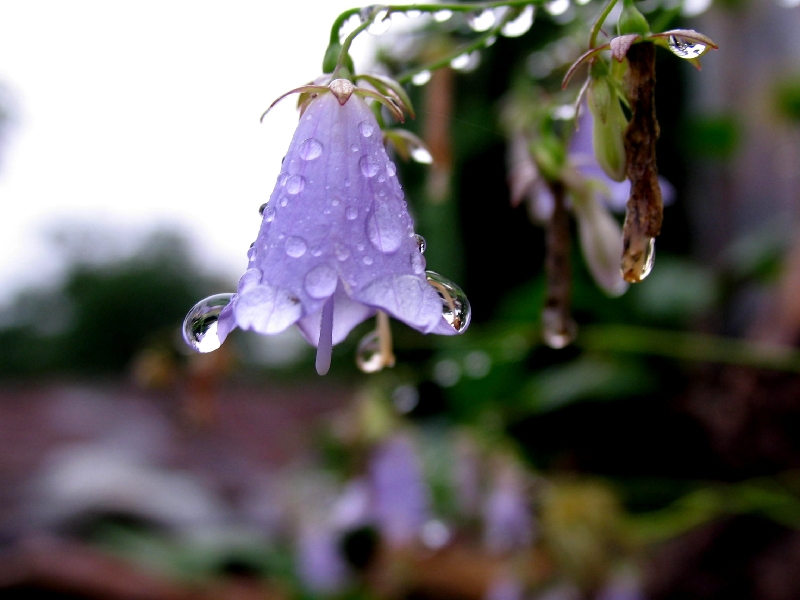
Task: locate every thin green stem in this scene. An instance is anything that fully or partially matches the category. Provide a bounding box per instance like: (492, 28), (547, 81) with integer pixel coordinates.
(589, 0), (619, 48)
(396, 5), (520, 84)
(578, 324), (800, 373)
(329, 0), (541, 76)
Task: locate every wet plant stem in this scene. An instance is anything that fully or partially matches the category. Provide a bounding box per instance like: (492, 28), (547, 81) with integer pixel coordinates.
(589, 0), (619, 48)
(331, 0), (540, 80)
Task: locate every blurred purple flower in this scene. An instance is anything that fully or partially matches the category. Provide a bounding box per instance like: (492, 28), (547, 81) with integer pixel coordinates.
(594, 572), (646, 600)
(369, 433), (430, 547)
(483, 463), (534, 554)
(296, 521), (349, 594)
(216, 80), (464, 374)
(485, 574), (525, 600)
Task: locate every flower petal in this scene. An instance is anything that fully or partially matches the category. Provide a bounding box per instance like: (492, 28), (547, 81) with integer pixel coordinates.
(237, 89), (445, 344)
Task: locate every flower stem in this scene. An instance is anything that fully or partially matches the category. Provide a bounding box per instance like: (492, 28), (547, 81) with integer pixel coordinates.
(397, 4), (521, 85)
(589, 0), (619, 49)
(329, 0), (541, 80)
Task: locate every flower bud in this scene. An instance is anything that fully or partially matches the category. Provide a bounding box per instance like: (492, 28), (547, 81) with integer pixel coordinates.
(530, 133), (566, 182)
(617, 0), (650, 37)
(587, 78), (628, 182)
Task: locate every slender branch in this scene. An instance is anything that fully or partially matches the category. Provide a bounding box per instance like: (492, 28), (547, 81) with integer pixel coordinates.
(589, 0), (619, 48)
(396, 4), (521, 85)
(329, 0), (540, 81)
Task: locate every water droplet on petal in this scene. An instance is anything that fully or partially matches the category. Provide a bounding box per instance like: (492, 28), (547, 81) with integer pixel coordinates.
(285, 175), (305, 195)
(279, 196), (289, 207)
(350, 143), (359, 152)
(182, 293), (234, 353)
(450, 52), (480, 72)
(367, 8), (391, 34)
(360, 155), (380, 178)
(386, 161), (397, 176)
(236, 284), (302, 334)
(467, 9), (496, 31)
(258, 202), (267, 215)
(415, 234), (427, 254)
(426, 271), (471, 333)
(262, 205), (276, 222)
(335, 244), (351, 261)
(542, 306), (577, 349)
(410, 250), (426, 274)
(299, 137), (323, 160)
(412, 70), (432, 86)
(433, 9), (453, 22)
(367, 202), (405, 253)
(355, 330), (385, 373)
(411, 147), (433, 164)
(346, 206), (359, 220)
(358, 121), (375, 138)
(363, 255), (374, 265)
(239, 268), (262, 291)
(501, 5), (535, 37)
(285, 236), (307, 258)
(304, 263), (338, 299)
(668, 35), (707, 59)
(278, 173), (288, 186)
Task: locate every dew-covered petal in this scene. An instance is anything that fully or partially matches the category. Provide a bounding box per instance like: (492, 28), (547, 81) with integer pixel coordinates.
(234, 282), (303, 334)
(355, 274), (443, 334)
(296, 285), (376, 347)
(233, 87), (459, 348)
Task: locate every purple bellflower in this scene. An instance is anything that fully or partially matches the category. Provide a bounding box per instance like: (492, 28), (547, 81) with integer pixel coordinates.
(210, 79), (469, 374)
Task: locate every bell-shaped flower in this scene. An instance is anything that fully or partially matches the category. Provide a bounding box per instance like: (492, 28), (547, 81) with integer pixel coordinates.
(212, 79), (468, 374)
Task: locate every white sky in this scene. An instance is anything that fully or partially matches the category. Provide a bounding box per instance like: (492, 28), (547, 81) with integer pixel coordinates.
(0, 1), (373, 304)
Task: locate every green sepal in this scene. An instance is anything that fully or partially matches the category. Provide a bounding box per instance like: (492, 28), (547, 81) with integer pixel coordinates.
(618, 0), (650, 37)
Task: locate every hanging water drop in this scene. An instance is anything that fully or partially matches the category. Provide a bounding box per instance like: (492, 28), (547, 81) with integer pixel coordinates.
(367, 8), (391, 35)
(541, 306), (577, 349)
(425, 271), (471, 333)
(298, 137), (323, 160)
(544, 0), (570, 16)
(412, 70), (432, 86)
(621, 236), (656, 283)
(433, 9), (453, 22)
(450, 52), (480, 72)
(182, 293), (235, 353)
(501, 5), (535, 37)
(258, 202), (267, 216)
(415, 234), (427, 254)
(411, 146), (433, 164)
(467, 9), (497, 32)
(667, 35), (707, 59)
(355, 330), (384, 373)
